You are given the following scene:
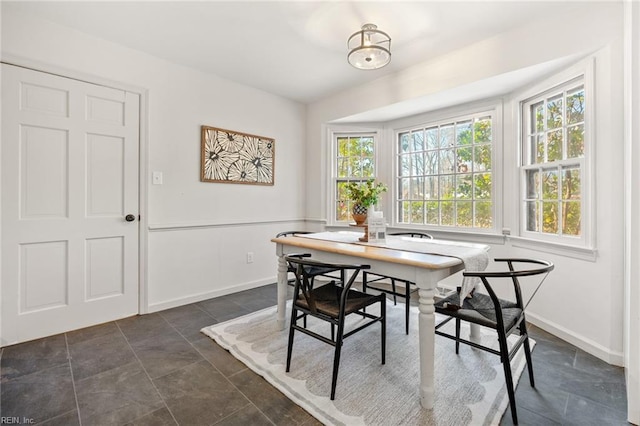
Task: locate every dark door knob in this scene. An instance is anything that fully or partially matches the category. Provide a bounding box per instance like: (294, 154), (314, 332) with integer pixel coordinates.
(125, 214), (136, 222)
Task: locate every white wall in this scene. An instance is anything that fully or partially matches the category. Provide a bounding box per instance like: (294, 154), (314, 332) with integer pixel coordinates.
(306, 3), (626, 364)
(1, 9), (307, 312)
(624, 1), (640, 423)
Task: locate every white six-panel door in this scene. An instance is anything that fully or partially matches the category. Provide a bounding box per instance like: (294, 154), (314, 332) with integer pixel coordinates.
(1, 64), (140, 345)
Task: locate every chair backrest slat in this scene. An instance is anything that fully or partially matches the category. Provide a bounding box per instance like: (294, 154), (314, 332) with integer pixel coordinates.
(294, 262), (317, 313)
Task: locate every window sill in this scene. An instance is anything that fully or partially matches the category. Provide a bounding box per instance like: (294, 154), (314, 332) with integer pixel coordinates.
(507, 236), (597, 262)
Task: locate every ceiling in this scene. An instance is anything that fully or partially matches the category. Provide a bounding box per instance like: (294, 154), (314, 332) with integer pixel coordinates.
(3, 1), (588, 107)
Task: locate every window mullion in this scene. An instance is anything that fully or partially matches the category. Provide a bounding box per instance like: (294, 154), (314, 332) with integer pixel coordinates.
(562, 88), (568, 161)
(542, 97), (549, 163)
(557, 164), (562, 237)
(537, 168), (543, 233)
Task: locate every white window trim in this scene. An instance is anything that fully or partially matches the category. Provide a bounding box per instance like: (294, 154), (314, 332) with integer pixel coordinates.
(388, 99), (503, 235)
(325, 125), (382, 227)
(508, 235), (598, 262)
(515, 58), (596, 250)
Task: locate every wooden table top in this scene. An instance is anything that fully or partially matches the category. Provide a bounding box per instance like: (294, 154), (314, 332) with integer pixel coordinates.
(272, 235), (466, 270)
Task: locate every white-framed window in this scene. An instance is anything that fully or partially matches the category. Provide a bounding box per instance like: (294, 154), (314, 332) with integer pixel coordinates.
(330, 132), (379, 223)
(395, 110), (496, 230)
(520, 76), (589, 246)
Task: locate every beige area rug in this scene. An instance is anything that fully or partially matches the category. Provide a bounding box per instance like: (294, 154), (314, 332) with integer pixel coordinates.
(201, 300), (532, 426)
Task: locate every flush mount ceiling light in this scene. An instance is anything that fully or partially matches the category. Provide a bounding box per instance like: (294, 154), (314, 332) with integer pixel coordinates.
(347, 23), (391, 70)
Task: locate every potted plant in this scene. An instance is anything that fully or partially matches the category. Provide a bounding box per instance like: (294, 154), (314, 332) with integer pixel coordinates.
(345, 179), (388, 225)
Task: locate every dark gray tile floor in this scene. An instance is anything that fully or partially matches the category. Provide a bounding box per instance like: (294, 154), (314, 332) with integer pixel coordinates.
(0, 283), (629, 425)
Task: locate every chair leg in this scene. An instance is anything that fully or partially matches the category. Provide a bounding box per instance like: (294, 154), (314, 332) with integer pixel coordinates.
(331, 323), (345, 400)
(286, 309), (297, 372)
(391, 279), (398, 305)
(523, 336), (535, 387)
(498, 332), (518, 425)
(362, 272), (368, 314)
(521, 323), (535, 387)
(455, 318), (461, 354)
(405, 281), (410, 335)
(381, 297), (386, 364)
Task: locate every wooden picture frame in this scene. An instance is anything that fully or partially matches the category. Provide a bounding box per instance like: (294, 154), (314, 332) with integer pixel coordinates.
(201, 125), (275, 185)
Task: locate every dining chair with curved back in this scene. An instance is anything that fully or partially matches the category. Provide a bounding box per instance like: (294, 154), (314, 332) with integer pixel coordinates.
(434, 258), (554, 425)
(362, 231), (433, 334)
(285, 254), (386, 400)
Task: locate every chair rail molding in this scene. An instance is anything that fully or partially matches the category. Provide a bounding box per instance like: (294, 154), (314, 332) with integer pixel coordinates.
(148, 218), (307, 232)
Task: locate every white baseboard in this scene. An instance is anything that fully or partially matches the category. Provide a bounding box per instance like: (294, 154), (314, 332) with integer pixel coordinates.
(147, 277), (276, 313)
(527, 311), (624, 366)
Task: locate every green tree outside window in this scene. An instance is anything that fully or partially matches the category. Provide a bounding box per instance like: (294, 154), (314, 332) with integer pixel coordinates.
(397, 114), (493, 228)
(523, 83), (584, 238)
(335, 135), (376, 222)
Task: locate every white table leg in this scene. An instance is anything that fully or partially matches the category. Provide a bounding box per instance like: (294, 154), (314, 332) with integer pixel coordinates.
(417, 284), (436, 409)
(469, 282), (481, 343)
(416, 267), (453, 410)
(277, 254), (288, 330)
(470, 323), (482, 343)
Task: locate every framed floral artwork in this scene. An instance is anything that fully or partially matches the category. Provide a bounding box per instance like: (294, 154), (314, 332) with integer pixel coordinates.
(201, 125), (275, 185)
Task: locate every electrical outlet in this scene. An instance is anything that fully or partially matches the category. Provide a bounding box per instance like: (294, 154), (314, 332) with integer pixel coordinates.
(246, 252), (254, 263)
(152, 171), (163, 185)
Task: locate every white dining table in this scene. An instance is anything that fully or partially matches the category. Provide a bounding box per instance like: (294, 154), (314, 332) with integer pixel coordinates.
(271, 231), (489, 410)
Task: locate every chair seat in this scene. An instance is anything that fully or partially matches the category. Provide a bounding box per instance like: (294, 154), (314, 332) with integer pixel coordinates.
(296, 283), (381, 318)
(435, 292), (521, 331)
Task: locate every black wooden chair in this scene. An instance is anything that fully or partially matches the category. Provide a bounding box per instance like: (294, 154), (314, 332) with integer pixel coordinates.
(434, 258), (554, 425)
(285, 255), (386, 400)
(362, 231), (433, 334)
(276, 231), (341, 286)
